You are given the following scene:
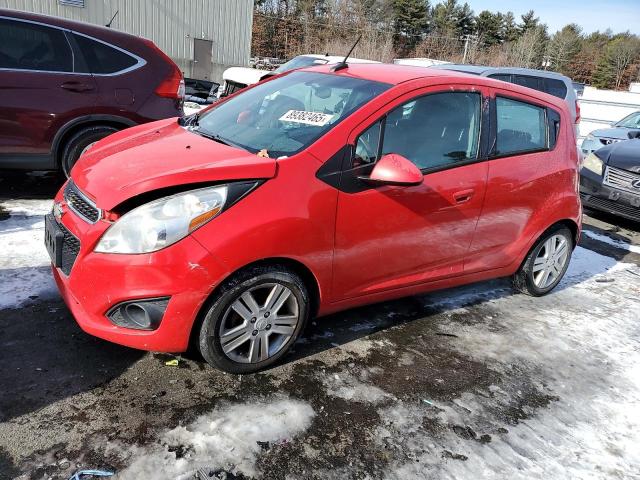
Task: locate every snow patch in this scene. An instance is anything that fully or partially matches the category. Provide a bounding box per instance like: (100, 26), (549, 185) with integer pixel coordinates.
(0, 200), (56, 308)
(323, 372), (392, 404)
(113, 397), (314, 479)
(382, 246), (640, 479)
(582, 229), (640, 254)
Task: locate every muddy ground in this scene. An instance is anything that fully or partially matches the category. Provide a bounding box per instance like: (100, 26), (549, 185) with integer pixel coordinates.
(1, 171), (639, 480)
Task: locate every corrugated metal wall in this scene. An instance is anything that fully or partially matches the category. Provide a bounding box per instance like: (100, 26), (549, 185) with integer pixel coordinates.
(1, 0), (253, 82)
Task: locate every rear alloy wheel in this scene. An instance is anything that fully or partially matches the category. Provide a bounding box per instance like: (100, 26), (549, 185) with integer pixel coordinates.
(198, 266), (309, 373)
(61, 126), (118, 177)
(513, 225), (574, 296)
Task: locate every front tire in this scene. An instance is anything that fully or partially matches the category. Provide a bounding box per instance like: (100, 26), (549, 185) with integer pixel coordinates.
(61, 126), (118, 177)
(198, 265), (309, 374)
(513, 225), (574, 296)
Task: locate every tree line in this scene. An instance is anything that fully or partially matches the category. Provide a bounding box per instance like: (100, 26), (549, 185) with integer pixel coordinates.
(252, 0), (640, 90)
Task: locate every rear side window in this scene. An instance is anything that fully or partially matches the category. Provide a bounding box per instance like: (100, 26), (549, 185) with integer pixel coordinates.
(73, 34), (137, 74)
(544, 79), (568, 99)
(488, 74), (512, 83)
(496, 97), (547, 156)
(0, 19), (72, 72)
(513, 75), (542, 92)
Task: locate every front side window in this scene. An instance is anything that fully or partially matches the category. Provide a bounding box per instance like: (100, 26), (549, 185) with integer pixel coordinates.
(354, 121), (382, 167)
(382, 92), (482, 170)
(351, 92), (482, 171)
(496, 97), (547, 156)
(0, 19), (72, 72)
(196, 71), (390, 158)
(616, 112), (640, 129)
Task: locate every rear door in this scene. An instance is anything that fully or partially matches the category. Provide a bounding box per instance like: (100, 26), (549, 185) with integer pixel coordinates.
(332, 85), (490, 300)
(0, 18), (97, 167)
(465, 88), (562, 272)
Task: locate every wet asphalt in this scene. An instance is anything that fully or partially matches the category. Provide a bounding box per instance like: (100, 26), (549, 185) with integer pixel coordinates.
(1, 171), (639, 480)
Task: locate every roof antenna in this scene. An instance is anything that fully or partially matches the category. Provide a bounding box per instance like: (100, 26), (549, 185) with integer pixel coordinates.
(331, 34), (362, 72)
(105, 10), (118, 28)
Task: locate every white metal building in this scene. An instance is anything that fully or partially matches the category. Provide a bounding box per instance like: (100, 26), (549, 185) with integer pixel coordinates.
(1, 0), (253, 82)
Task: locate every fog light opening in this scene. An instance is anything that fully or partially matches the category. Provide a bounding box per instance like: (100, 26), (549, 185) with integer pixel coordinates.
(107, 297), (170, 331)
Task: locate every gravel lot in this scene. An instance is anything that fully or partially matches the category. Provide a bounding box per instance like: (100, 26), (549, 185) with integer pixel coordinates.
(1, 171), (639, 480)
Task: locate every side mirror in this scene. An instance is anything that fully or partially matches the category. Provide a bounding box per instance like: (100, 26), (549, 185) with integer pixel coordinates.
(627, 130), (640, 140)
(358, 153), (423, 187)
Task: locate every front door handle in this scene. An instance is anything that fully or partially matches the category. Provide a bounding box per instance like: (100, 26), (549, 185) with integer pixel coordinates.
(61, 81), (94, 92)
(453, 189), (475, 204)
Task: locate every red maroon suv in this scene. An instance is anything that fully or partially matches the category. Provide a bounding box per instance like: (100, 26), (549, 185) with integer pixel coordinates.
(47, 64), (581, 373)
(0, 9), (184, 176)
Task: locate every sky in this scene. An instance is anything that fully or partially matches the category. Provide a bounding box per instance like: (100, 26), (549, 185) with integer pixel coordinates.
(465, 0), (640, 35)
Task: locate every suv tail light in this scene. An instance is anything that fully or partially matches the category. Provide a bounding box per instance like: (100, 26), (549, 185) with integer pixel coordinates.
(145, 40), (185, 100)
(575, 100), (581, 124)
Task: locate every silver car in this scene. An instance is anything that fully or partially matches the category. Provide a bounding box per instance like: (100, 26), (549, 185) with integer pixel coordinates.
(581, 111), (640, 154)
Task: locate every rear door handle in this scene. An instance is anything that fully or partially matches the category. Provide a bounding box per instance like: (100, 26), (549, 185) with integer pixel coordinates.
(453, 189), (475, 204)
(61, 81), (94, 92)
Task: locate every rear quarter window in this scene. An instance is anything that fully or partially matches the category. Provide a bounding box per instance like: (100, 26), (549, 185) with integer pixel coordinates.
(73, 34), (138, 74)
(544, 79), (568, 99)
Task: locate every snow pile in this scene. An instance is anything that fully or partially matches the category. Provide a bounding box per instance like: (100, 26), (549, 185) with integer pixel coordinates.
(113, 397), (314, 479)
(0, 199), (56, 308)
(381, 246), (640, 479)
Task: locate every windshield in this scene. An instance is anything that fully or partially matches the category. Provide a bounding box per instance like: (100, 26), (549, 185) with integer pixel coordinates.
(195, 71), (390, 158)
(615, 112), (640, 129)
(274, 56), (329, 74)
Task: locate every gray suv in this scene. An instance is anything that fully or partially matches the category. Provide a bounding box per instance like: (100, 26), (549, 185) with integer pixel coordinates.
(430, 64), (579, 126)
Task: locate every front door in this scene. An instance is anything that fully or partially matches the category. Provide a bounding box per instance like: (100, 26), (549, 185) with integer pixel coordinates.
(332, 87), (489, 301)
(192, 38), (213, 81)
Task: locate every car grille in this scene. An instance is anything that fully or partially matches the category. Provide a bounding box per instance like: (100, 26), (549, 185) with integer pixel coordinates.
(64, 181), (101, 223)
(581, 194), (640, 222)
(58, 221), (81, 275)
(603, 166), (640, 196)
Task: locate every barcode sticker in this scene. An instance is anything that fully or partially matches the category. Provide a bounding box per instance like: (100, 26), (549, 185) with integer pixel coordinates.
(279, 110), (334, 126)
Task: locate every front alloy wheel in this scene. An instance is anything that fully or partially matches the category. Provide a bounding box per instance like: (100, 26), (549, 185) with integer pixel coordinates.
(198, 266), (309, 373)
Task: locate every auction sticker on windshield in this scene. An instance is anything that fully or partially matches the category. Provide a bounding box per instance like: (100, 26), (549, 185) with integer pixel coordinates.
(279, 110), (334, 126)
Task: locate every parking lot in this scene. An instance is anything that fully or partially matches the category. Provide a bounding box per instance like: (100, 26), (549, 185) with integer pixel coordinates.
(1, 171), (639, 480)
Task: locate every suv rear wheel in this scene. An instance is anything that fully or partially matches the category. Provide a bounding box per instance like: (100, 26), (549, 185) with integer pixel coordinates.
(61, 126), (118, 177)
(513, 225), (574, 296)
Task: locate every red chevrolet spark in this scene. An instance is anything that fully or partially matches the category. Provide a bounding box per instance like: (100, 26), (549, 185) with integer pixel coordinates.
(46, 63), (581, 373)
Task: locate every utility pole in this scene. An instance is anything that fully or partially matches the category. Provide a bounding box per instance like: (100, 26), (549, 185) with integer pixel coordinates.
(462, 34), (476, 64)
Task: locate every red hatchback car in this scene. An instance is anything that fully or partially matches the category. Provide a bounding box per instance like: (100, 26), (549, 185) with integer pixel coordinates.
(0, 9), (184, 175)
(47, 64), (581, 373)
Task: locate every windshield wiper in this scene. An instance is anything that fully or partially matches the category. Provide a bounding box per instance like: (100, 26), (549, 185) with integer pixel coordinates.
(178, 112), (200, 127)
(193, 129), (231, 146)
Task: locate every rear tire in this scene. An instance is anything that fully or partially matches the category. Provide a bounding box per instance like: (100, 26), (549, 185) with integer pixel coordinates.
(61, 126), (118, 177)
(512, 225), (574, 296)
(198, 265), (309, 374)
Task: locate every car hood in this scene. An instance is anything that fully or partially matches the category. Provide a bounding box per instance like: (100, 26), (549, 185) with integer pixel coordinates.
(597, 139), (640, 173)
(72, 119), (277, 211)
(590, 127), (634, 140)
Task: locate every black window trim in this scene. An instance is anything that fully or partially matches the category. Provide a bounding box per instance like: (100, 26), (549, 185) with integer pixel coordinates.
(0, 15), (145, 76)
(347, 88), (488, 178)
(489, 93), (553, 160)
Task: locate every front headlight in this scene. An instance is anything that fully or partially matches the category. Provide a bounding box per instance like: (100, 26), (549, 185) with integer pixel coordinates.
(582, 152), (604, 176)
(95, 185), (228, 254)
